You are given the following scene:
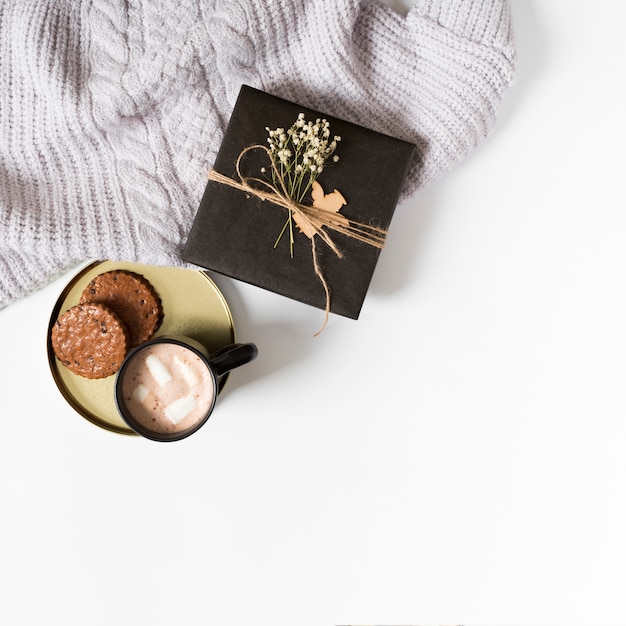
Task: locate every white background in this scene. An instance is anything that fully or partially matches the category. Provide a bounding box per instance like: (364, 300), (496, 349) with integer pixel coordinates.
(1, 1), (625, 624)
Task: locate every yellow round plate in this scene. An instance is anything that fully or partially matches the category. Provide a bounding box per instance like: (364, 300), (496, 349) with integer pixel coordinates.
(47, 261), (235, 435)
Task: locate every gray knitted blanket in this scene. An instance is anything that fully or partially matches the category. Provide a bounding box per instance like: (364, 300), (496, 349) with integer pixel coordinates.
(0, 0), (516, 308)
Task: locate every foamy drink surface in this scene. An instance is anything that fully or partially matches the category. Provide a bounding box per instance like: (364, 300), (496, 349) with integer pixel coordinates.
(120, 343), (215, 434)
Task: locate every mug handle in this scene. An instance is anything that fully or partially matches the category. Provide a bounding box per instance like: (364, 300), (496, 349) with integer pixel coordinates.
(210, 343), (258, 378)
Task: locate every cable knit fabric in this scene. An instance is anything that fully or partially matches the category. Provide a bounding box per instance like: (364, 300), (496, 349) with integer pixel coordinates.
(0, 0), (515, 308)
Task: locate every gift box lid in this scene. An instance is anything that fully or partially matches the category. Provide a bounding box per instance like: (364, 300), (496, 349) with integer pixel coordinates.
(182, 85), (416, 321)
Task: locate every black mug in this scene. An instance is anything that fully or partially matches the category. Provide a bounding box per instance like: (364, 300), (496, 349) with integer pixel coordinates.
(115, 336), (257, 441)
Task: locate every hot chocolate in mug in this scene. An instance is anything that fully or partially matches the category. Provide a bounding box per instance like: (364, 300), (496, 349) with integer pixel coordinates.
(115, 336), (257, 441)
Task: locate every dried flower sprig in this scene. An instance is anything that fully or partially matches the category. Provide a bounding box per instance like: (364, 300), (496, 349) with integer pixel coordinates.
(262, 113), (341, 254)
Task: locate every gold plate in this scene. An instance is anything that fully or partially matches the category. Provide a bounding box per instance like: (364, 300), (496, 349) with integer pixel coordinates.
(47, 261), (235, 435)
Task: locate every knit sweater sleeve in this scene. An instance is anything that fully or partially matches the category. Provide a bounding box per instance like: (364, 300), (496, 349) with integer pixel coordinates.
(232, 0), (516, 197)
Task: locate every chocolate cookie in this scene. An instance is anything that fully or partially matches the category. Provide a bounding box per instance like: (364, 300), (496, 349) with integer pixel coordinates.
(51, 303), (130, 379)
(80, 270), (163, 347)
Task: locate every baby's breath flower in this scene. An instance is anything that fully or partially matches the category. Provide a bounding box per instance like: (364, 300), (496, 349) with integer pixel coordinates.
(263, 114), (342, 203)
(264, 113), (343, 255)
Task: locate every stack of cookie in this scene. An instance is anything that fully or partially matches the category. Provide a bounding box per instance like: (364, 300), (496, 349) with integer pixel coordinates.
(51, 270), (163, 379)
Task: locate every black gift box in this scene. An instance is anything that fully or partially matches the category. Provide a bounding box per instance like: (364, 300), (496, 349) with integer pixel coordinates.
(182, 85), (415, 320)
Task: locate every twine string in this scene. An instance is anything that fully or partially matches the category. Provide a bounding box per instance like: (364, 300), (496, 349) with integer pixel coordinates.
(207, 144), (388, 334)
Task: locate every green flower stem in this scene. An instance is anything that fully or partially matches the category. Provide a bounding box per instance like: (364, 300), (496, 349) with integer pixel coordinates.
(273, 210), (295, 257)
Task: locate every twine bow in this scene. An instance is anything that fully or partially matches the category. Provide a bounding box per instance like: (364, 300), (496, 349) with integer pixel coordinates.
(208, 144), (388, 335)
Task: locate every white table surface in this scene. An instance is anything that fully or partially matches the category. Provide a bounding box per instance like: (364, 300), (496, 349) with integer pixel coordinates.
(2, 1), (625, 624)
